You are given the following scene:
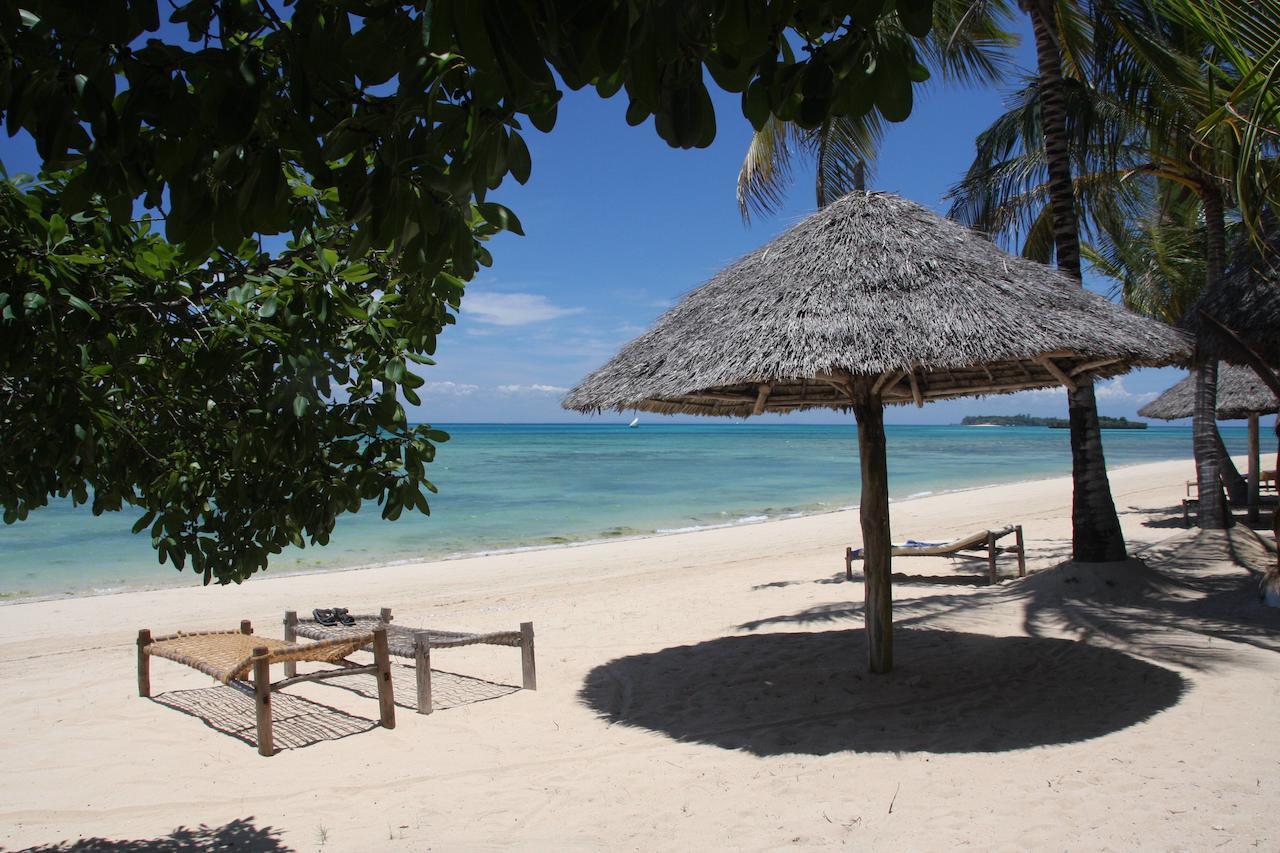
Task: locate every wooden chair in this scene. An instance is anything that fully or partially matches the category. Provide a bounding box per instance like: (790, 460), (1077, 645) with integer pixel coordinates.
(137, 620), (395, 756)
(845, 525), (1026, 584)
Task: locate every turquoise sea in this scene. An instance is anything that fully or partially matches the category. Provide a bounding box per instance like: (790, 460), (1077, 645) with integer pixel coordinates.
(0, 423), (1254, 600)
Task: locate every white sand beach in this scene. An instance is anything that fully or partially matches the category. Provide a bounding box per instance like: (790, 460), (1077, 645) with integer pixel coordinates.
(1, 457), (1277, 851)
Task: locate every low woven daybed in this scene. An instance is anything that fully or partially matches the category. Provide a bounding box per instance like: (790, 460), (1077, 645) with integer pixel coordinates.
(845, 525), (1026, 584)
(137, 619), (395, 756)
(287, 608), (535, 715)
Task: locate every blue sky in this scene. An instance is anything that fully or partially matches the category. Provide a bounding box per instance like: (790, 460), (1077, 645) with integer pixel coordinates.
(2, 17), (1206, 426)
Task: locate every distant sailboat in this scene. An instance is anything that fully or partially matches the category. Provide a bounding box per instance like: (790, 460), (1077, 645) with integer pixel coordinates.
(628, 417), (639, 428)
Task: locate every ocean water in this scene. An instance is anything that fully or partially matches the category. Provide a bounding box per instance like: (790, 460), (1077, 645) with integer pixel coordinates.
(0, 423), (1254, 600)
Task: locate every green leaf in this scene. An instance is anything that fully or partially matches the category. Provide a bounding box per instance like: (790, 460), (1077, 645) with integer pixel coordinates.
(476, 202), (524, 235)
(292, 394), (309, 417)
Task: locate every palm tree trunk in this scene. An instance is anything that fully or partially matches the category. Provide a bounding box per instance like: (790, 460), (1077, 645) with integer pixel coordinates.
(1194, 187), (1231, 528)
(1025, 0), (1127, 561)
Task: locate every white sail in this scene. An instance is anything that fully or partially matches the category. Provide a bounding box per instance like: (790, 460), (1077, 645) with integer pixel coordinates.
(628, 417), (639, 428)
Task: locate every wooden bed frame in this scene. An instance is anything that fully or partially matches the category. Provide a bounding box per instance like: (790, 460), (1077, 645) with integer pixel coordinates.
(137, 619), (395, 756)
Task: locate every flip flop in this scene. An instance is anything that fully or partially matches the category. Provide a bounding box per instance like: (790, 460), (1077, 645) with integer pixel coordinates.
(313, 608), (338, 626)
(332, 607), (356, 626)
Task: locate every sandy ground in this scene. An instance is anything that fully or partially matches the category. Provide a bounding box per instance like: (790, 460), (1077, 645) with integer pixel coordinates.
(0, 457), (1277, 852)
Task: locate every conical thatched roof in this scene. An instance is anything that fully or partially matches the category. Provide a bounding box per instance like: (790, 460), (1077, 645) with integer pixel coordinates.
(1183, 225), (1280, 366)
(1138, 364), (1278, 420)
(565, 192), (1189, 417)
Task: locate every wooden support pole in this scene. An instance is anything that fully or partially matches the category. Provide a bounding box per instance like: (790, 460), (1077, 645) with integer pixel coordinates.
(1036, 356), (1078, 392)
(380, 607), (393, 623)
(520, 622), (537, 690)
(252, 647), (273, 757)
(240, 620), (252, 635)
(1015, 525), (1026, 577)
(283, 611), (297, 678)
(413, 631), (432, 715)
(371, 627), (396, 729)
(137, 629), (152, 698)
(851, 382), (893, 674)
(986, 531), (999, 584)
(1249, 414), (1261, 523)
(906, 371), (923, 408)
(751, 383), (772, 416)
(845, 547), (854, 581)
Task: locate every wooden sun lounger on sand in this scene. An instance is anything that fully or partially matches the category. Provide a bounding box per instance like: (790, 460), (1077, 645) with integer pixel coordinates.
(845, 524), (1026, 584)
(137, 620), (395, 756)
(287, 608), (536, 715)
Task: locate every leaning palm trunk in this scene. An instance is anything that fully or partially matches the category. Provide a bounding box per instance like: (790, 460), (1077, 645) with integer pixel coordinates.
(1194, 188), (1231, 528)
(1025, 0), (1127, 561)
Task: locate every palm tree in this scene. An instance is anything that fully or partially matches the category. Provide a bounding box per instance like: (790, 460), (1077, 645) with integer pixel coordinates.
(953, 0), (1278, 531)
(735, 0), (1018, 220)
(1012, 0), (1133, 558)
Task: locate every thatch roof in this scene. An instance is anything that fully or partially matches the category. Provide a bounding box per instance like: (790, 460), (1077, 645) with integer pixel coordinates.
(565, 192), (1189, 417)
(1183, 225), (1280, 366)
(1138, 364), (1278, 420)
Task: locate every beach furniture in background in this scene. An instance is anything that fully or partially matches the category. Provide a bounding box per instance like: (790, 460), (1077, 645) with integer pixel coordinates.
(845, 525), (1026, 585)
(136, 620), (395, 756)
(1141, 363), (1279, 522)
(287, 608), (536, 715)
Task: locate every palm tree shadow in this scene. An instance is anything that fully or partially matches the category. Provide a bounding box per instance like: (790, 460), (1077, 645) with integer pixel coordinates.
(153, 685), (378, 753)
(11, 817), (286, 851)
(579, 628), (1184, 756)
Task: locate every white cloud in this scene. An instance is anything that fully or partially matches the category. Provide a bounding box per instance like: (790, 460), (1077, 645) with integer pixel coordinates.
(1094, 377), (1157, 402)
(423, 381), (479, 396)
(464, 292), (584, 326)
(497, 383), (569, 395)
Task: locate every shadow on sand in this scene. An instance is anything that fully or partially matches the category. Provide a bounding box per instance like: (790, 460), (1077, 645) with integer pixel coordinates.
(579, 627), (1185, 756)
(9, 818), (287, 852)
(154, 686), (378, 753)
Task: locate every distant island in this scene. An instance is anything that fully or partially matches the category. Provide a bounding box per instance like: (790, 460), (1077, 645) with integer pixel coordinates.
(961, 414), (1147, 430)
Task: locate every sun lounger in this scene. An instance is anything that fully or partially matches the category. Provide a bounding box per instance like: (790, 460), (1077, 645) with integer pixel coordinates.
(845, 525), (1026, 584)
(136, 620), (395, 756)
(287, 608), (535, 715)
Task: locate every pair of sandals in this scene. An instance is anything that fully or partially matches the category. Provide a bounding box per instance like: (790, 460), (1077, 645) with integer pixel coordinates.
(313, 607), (356, 627)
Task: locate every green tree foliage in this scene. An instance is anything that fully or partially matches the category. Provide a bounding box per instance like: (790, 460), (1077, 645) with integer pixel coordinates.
(0, 1), (941, 583)
(1, 0), (938, 264)
(0, 172), (469, 583)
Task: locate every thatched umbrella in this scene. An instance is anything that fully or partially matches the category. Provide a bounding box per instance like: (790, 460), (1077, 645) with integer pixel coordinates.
(1183, 226), (1280, 366)
(564, 191), (1189, 673)
(1140, 364), (1278, 517)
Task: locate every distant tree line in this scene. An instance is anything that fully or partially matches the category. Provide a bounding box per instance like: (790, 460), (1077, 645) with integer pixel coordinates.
(961, 414), (1147, 430)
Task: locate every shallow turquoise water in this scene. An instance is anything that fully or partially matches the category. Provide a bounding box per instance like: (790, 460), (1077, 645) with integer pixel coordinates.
(0, 423), (1253, 599)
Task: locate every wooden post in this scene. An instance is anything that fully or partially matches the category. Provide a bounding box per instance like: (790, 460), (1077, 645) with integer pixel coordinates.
(851, 381), (893, 674)
(414, 631), (433, 715)
(986, 531), (999, 584)
(1248, 414), (1261, 523)
(520, 622), (537, 690)
(1015, 526), (1026, 577)
(845, 547), (854, 582)
(380, 607), (393, 623)
(283, 611), (297, 678)
(137, 629), (152, 698)
(371, 627), (396, 729)
(252, 647), (273, 757)
(240, 620), (252, 635)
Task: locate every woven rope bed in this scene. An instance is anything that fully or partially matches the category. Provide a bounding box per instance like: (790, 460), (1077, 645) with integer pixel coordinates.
(137, 620), (395, 755)
(286, 607), (536, 714)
